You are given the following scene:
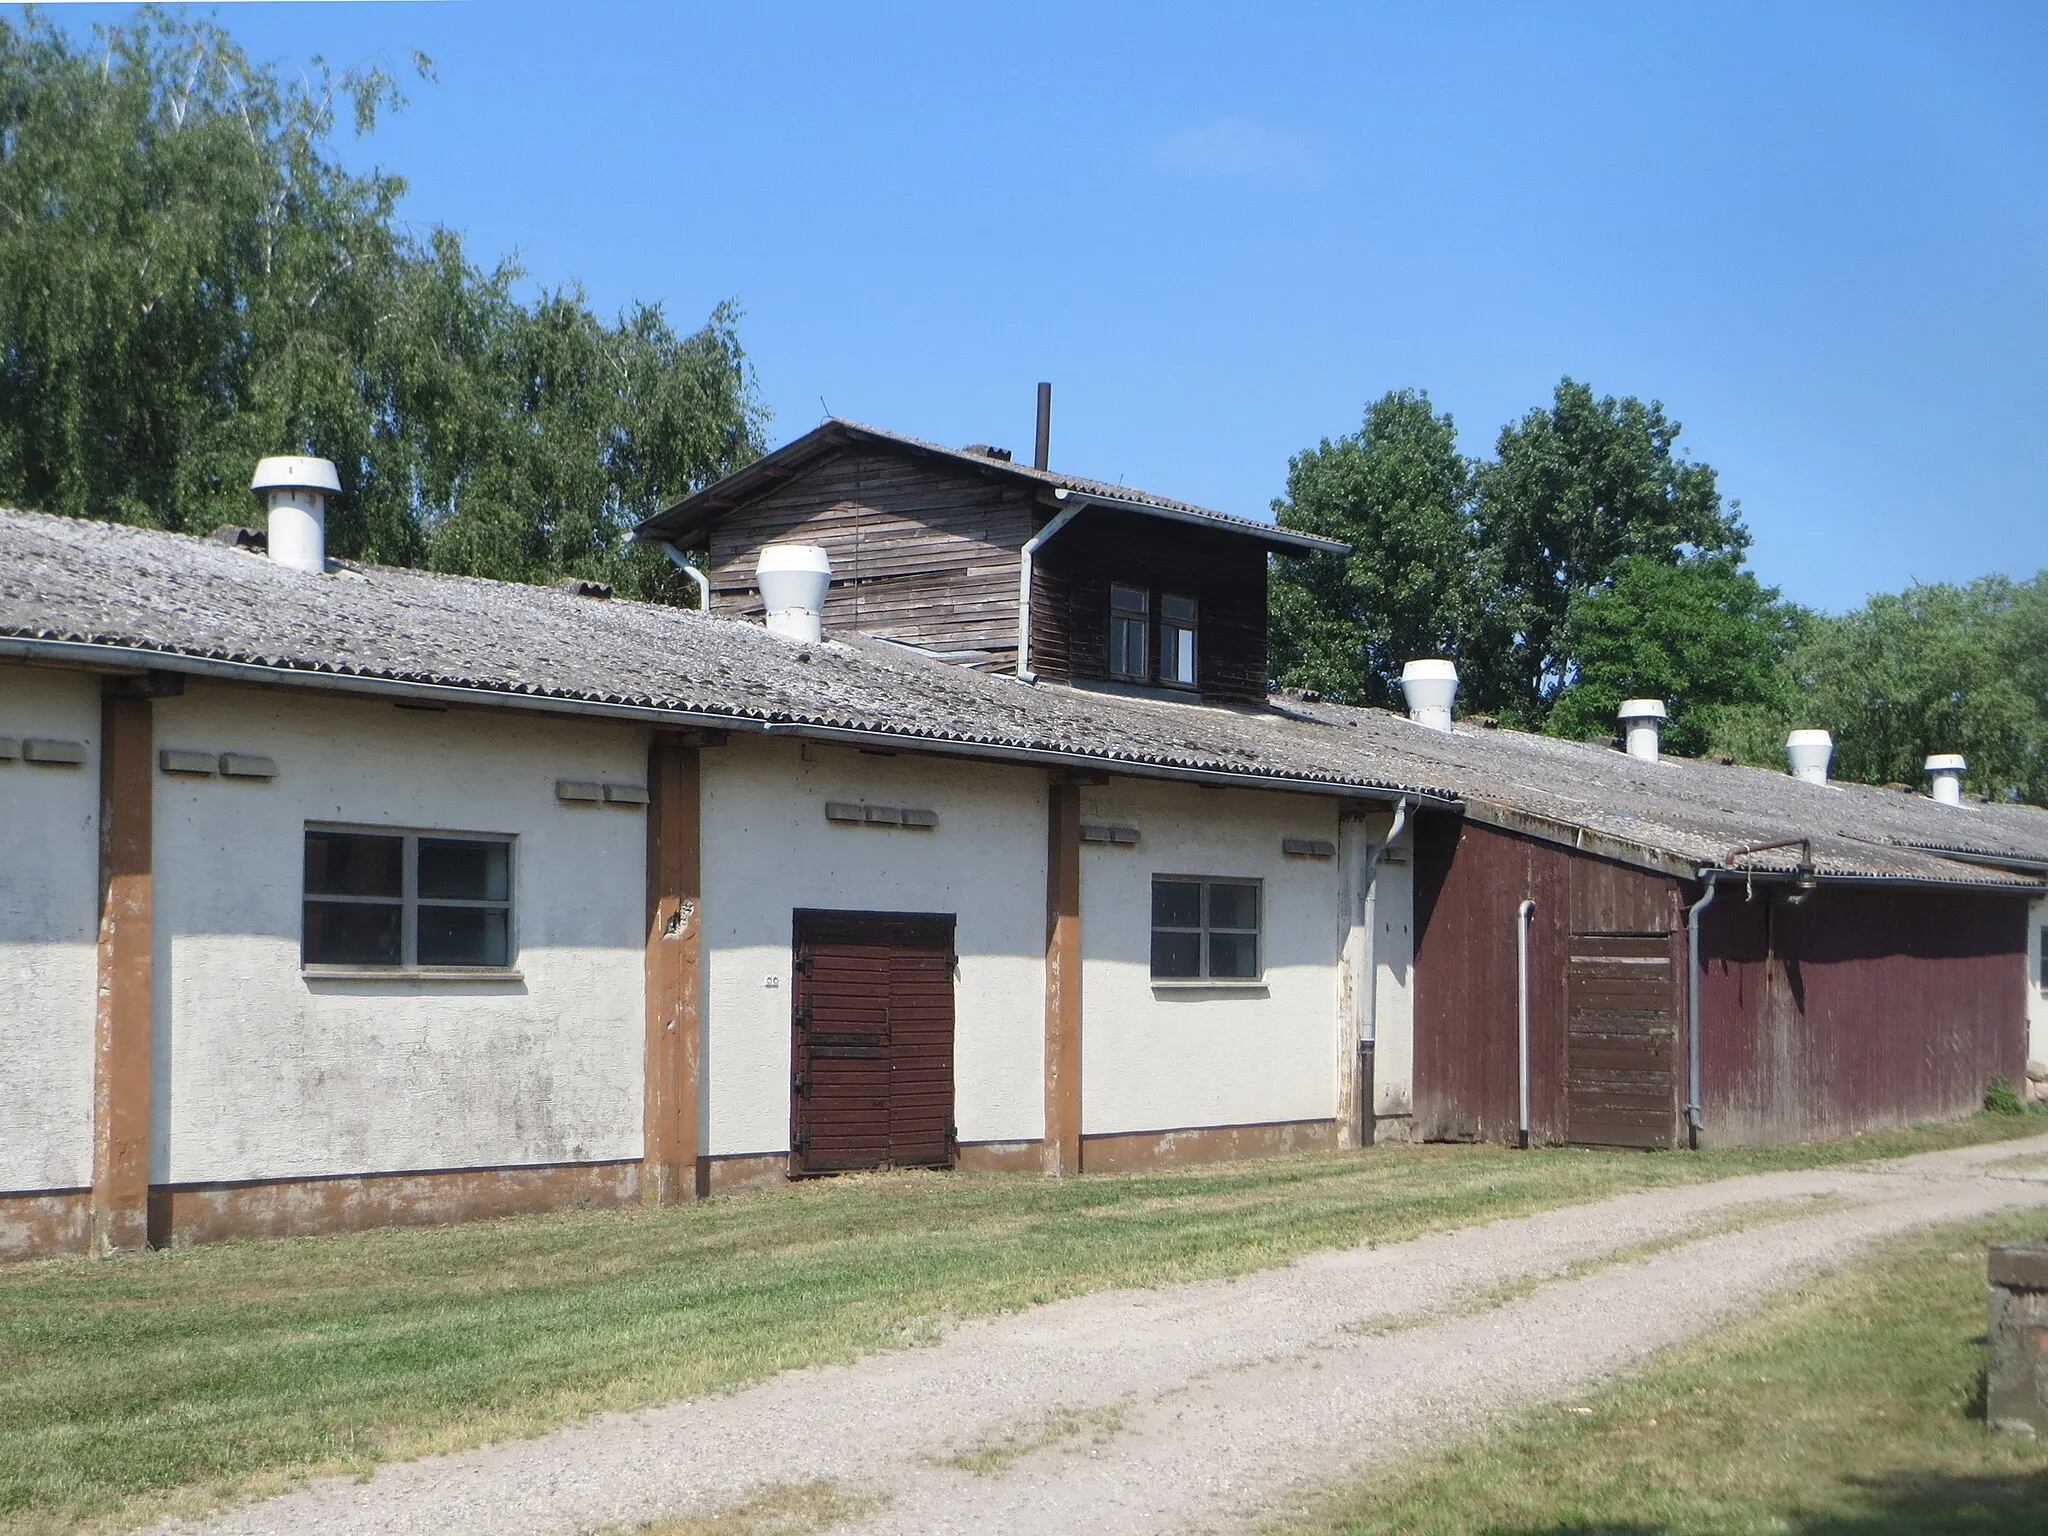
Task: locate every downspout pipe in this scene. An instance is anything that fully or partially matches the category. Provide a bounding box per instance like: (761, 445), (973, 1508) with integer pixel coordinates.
(623, 531), (711, 612)
(1516, 898), (1536, 1149)
(1355, 798), (1409, 1147)
(1684, 875), (1719, 1149)
(1016, 494), (1085, 680)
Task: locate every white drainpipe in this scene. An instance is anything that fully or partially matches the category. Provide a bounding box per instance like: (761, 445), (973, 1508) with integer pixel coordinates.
(1516, 898), (1536, 1148)
(622, 532), (711, 611)
(1685, 875), (1720, 1147)
(1016, 494), (1086, 680)
(1355, 797), (1410, 1146)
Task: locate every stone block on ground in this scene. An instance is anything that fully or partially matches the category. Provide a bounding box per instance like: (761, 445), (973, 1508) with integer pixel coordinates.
(1988, 1240), (2048, 1438)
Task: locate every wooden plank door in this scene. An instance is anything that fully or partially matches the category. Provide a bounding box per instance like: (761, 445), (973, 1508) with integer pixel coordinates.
(1565, 934), (1681, 1149)
(791, 910), (956, 1175)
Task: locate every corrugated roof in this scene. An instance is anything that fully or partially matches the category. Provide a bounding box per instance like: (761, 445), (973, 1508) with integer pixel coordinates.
(4, 507), (2043, 890)
(633, 419), (1350, 556)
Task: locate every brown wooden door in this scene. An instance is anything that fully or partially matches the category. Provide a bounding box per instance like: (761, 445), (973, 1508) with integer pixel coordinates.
(1566, 934), (1680, 1149)
(791, 910), (956, 1174)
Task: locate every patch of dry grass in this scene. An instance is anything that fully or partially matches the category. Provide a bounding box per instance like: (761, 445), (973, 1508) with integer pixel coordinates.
(609, 1480), (883, 1536)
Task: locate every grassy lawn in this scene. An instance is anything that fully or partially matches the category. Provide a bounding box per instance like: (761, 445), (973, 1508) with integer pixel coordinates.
(1273, 1207), (2048, 1536)
(2, 1112), (2043, 1534)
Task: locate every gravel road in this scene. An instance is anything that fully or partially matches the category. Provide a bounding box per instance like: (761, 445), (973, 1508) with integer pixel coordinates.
(157, 1134), (2048, 1536)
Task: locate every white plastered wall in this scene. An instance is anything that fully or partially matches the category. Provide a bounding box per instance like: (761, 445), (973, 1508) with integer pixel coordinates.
(2029, 896), (2047, 1070)
(150, 683), (647, 1184)
(0, 663), (100, 1191)
(1077, 779), (1341, 1134)
(698, 735), (1046, 1157)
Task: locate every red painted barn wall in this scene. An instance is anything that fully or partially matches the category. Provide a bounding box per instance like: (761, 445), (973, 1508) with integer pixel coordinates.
(1414, 816), (1686, 1146)
(1698, 886), (2028, 1146)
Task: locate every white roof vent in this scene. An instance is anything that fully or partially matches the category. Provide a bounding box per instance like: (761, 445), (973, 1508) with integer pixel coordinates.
(1400, 659), (1459, 732)
(1787, 729), (1833, 786)
(1617, 699), (1667, 763)
(1925, 753), (1967, 806)
(756, 544), (832, 643)
(250, 456), (341, 574)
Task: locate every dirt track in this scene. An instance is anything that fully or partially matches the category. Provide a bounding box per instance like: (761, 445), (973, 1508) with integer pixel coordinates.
(157, 1134), (2048, 1536)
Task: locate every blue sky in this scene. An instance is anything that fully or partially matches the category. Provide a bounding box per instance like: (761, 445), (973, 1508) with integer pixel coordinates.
(19, 2), (2048, 612)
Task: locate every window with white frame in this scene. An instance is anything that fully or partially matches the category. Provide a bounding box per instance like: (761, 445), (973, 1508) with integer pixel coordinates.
(303, 828), (514, 969)
(1159, 593), (1198, 687)
(1150, 876), (1261, 980)
(1110, 583), (1150, 680)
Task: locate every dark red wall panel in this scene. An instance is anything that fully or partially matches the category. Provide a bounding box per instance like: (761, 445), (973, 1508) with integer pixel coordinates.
(1697, 885), (2027, 1145)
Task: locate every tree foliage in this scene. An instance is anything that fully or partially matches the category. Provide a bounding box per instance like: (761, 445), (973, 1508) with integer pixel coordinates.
(1272, 378), (1785, 753)
(1469, 380), (1750, 725)
(0, 7), (761, 597)
(1714, 573), (2048, 804)
(1268, 390), (1476, 709)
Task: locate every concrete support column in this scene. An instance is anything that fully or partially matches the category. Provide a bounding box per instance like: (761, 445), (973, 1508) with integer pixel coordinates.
(643, 737), (703, 1204)
(1043, 779), (1083, 1176)
(91, 690), (153, 1255)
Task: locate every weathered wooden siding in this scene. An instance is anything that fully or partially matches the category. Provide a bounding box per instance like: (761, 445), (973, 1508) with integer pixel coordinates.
(1413, 815), (1682, 1146)
(701, 446), (1036, 658)
(1698, 886), (2027, 1146)
(1031, 506), (1270, 705)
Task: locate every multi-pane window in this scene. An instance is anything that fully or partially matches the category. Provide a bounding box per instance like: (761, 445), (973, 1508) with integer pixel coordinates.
(1150, 876), (1261, 980)
(303, 828), (514, 969)
(1110, 584), (1149, 680)
(1159, 594), (1198, 687)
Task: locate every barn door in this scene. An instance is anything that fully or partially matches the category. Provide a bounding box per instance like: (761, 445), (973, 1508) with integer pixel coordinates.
(1566, 934), (1680, 1149)
(791, 909), (957, 1175)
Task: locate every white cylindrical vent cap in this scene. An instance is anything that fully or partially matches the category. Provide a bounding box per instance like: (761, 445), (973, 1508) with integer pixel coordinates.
(1787, 729), (1834, 786)
(1925, 753), (1967, 806)
(756, 543), (832, 643)
(250, 456), (340, 574)
(1617, 699), (1667, 763)
(1399, 659), (1459, 732)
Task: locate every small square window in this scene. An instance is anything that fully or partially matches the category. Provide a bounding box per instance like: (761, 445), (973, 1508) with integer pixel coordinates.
(1151, 876), (1262, 981)
(1110, 584), (1150, 681)
(303, 828), (514, 970)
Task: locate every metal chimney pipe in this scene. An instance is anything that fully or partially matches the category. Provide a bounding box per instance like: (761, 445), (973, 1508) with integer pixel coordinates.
(1618, 699), (1667, 763)
(1034, 382), (1052, 471)
(1925, 753), (1967, 806)
(251, 456), (341, 574)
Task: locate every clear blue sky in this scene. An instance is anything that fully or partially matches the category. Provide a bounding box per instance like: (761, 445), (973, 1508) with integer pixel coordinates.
(21, 2), (2048, 612)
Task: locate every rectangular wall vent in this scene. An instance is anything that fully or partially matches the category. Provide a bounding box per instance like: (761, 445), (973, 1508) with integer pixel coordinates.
(22, 738), (87, 766)
(159, 749), (217, 776)
(218, 753), (278, 779)
(556, 780), (603, 803)
(1080, 823), (1140, 846)
(1282, 837), (1337, 859)
(824, 801), (938, 830)
(0, 737), (19, 761)
(602, 783), (649, 806)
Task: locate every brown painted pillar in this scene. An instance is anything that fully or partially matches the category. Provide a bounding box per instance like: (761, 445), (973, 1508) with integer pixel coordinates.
(643, 738), (703, 1204)
(1044, 779), (1083, 1175)
(92, 691), (154, 1255)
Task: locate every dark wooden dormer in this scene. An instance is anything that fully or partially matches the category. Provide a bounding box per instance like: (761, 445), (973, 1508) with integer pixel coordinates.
(633, 420), (1347, 708)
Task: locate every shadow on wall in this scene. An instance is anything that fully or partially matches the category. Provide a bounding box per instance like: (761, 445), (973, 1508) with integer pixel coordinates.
(1484, 1469), (2048, 1536)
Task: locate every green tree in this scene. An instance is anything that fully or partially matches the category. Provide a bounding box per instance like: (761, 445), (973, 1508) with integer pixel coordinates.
(1545, 554), (1806, 756)
(1469, 379), (1747, 725)
(0, 7), (761, 597)
(1721, 574), (2048, 804)
(1268, 389), (1477, 706)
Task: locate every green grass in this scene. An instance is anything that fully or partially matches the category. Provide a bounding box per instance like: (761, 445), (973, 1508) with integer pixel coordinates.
(1272, 1209), (2048, 1536)
(2, 1112), (2043, 1533)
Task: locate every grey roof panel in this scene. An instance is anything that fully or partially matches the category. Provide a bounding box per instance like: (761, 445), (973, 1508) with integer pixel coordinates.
(4, 507), (2042, 889)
